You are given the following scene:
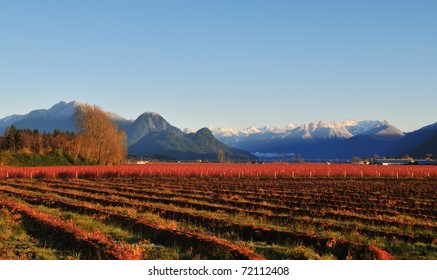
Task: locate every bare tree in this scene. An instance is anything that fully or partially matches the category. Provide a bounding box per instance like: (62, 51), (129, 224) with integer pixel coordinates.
(75, 104), (127, 165)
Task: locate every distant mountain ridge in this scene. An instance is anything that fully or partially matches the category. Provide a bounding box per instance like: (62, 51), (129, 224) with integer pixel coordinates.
(209, 119), (404, 145)
(0, 101), (436, 161)
(0, 101), (82, 133)
(392, 122), (437, 158)
(208, 120), (436, 160)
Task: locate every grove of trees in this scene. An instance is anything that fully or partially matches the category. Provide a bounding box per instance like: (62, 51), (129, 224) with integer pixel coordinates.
(0, 104), (127, 166)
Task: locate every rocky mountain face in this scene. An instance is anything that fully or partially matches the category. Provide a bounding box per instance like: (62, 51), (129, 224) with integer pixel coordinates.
(123, 113), (255, 161)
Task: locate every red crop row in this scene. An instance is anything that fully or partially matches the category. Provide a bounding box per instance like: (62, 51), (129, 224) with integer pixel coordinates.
(0, 196), (139, 259)
(0, 181), (394, 260)
(1, 173), (435, 259)
(0, 163), (436, 179)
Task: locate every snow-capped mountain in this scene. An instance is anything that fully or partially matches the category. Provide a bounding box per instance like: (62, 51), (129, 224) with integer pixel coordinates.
(260, 124), (298, 134)
(0, 101), (82, 133)
(210, 119), (404, 147)
(209, 124), (297, 138)
(207, 120), (407, 160)
(343, 120), (387, 135)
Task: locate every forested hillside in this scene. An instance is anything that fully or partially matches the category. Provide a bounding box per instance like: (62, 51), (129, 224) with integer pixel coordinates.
(0, 105), (126, 166)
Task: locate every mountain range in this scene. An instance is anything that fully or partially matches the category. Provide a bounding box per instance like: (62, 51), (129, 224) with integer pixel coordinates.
(0, 101), (256, 162)
(1, 101), (436, 161)
(209, 120), (405, 145)
(209, 120), (436, 160)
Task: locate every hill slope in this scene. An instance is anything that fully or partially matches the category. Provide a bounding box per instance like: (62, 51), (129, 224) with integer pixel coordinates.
(392, 123), (437, 158)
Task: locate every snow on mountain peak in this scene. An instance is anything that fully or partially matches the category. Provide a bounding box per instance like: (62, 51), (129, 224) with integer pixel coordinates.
(210, 119), (404, 145)
(241, 126), (262, 135)
(46, 101), (82, 118)
(285, 123), (297, 130)
(0, 101), (84, 133)
(344, 120), (391, 135)
(260, 125), (288, 134)
(342, 119), (359, 126)
(208, 127), (240, 137)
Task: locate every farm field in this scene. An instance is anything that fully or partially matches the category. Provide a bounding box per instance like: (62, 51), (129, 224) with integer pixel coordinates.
(0, 163), (436, 260)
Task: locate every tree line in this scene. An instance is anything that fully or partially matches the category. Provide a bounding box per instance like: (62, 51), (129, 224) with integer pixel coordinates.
(0, 104), (126, 166)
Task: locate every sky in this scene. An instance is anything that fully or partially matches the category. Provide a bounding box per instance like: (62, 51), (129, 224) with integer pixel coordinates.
(0, 0), (436, 132)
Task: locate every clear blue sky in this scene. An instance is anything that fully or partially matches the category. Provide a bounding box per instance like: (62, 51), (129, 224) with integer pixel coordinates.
(0, 0), (436, 132)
